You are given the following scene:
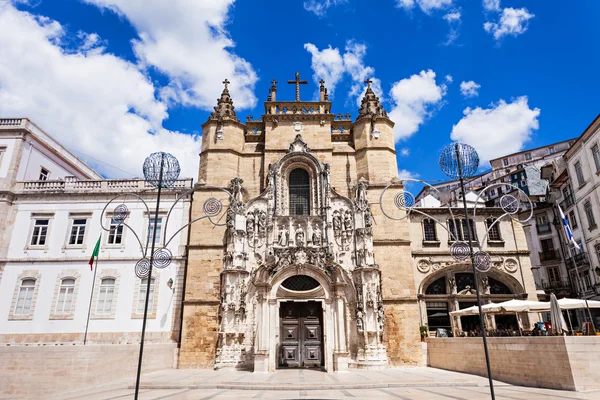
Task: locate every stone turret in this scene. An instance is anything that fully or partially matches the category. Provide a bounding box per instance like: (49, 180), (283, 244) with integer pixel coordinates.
(208, 79), (239, 123)
(357, 79), (388, 120)
(200, 78), (245, 185)
(352, 79), (396, 183)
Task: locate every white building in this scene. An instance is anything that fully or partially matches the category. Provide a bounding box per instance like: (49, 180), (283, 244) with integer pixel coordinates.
(549, 114), (600, 302)
(0, 118), (192, 344)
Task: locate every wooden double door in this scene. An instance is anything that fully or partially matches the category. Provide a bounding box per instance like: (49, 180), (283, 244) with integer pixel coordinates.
(279, 301), (323, 368)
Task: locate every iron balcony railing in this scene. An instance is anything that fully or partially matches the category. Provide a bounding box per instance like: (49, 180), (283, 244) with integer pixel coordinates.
(560, 195), (575, 210)
(536, 223), (552, 234)
(539, 250), (560, 262)
(565, 252), (589, 270)
(541, 280), (572, 293)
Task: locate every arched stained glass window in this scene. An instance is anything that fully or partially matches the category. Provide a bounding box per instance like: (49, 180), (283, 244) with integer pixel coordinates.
(289, 168), (310, 216)
(425, 277), (447, 295)
(489, 278), (512, 294)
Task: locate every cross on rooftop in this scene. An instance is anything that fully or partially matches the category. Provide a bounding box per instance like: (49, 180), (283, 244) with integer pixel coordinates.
(287, 72), (308, 101)
(364, 78), (372, 89)
(271, 79), (278, 87)
(223, 79), (230, 89)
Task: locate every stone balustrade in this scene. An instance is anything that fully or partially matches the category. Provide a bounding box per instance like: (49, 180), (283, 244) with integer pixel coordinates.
(0, 118), (24, 126)
(15, 176), (193, 193)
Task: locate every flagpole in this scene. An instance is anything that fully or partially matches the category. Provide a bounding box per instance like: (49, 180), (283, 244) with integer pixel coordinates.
(559, 204), (596, 334)
(84, 255), (99, 345)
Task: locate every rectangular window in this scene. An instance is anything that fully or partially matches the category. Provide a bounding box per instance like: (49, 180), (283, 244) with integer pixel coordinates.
(147, 217), (163, 244)
(461, 219), (476, 241)
(14, 279), (36, 315)
(68, 219), (87, 245)
(583, 271), (591, 289)
(426, 302), (450, 331)
(540, 238), (555, 253)
(489, 189), (496, 197)
(525, 153), (532, 161)
(107, 219), (124, 245)
(96, 278), (115, 314)
(536, 214), (548, 225)
(39, 167), (49, 181)
(569, 210), (578, 229)
(0, 146), (6, 166)
(30, 219), (49, 246)
(547, 266), (560, 283)
(486, 219), (501, 241)
(56, 278), (75, 314)
(575, 161), (585, 186)
(503, 159), (509, 167)
(423, 219), (437, 241)
(593, 144), (600, 172)
(137, 278), (155, 314)
(448, 220), (460, 241)
(548, 146), (555, 154)
(584, 201), (596, 228)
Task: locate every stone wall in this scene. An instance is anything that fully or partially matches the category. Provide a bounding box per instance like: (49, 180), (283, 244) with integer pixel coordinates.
(427, 337), (600, 391)
(0, 343), (176, 398)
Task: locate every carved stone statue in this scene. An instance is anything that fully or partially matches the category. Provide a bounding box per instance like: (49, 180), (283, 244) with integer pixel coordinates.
(344, 210), (353, 232)
(481, 276), (490, 295)
(364, 209), (373, 228)
(333, 211), (342, 232)
(278, 227), (288, 246)
(246, 215), (254, 235)
(356, 308), (364, 332)
(295, 227), (305, 247)
(448, 277), (457, 294)
(377, 306), (385, 331)
(258, 211), (266, 235)
(355, 180), (369, 210)
(312, 224), (322, 246)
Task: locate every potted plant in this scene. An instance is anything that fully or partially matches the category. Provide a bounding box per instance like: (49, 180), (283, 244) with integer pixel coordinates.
(574, 327), (583, 336)
(420, 325), (429, 341)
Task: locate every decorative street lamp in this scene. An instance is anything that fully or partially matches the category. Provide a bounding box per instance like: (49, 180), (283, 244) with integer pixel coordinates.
(99, 152), (233, 399)
(379, 143), (535, 400)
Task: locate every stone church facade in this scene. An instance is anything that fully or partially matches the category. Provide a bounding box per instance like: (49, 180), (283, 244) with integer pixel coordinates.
(178, 76), (421, 371)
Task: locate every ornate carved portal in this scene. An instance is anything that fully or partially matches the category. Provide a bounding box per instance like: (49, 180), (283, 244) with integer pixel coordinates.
(214, 135), (387, 372)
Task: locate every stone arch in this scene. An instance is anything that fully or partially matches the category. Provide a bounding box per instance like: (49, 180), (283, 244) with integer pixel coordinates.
(418, 264), (524, 295)
(268, 264), (333, 300)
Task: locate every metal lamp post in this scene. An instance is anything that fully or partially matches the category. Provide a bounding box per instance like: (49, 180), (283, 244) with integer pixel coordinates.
(439, 143), (495, 399)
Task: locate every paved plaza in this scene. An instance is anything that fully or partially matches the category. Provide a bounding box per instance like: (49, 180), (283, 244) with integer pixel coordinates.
(44, 368), (600, 400)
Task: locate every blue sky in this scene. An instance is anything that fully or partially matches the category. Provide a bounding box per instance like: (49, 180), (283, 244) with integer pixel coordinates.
(0, 0), (599, 182)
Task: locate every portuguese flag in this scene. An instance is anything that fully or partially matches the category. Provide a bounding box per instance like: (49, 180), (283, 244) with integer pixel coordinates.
(89, 235), (101, 270)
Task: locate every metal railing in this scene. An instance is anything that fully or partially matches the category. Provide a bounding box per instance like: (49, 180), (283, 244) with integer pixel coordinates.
(539, 250), (560, 262)
(565, 252), (589, 270)
(536, 223), (552, 234)
(541, 280), (572, 293)
(560, 195), (574, 210)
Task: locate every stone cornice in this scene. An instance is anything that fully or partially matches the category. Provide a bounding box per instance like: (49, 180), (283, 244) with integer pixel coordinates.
(411, 249), (530, 256)
(0, 256), (187, 263)
(199, 148), (264, 158)
(354, 147), (396, 155)
(201, 118), (246, 130)
(373, 239), (411, 246)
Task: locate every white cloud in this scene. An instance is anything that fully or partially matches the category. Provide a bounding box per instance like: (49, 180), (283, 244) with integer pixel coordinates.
(388, 69), (447, 142)
(460, 80), (481, 97)
(398, 169), (419, 180)
(482, 0), (501, 12)
(445, 75), (453, 83)
(84, 0), (258, 110)
(442, 9), (461, 45)
(397, 0), (454, 14)
(303, 40), (383, 105)
(400, 148), (410, 156)
(0, 2), (201, 178)
(450, 96), (540, 163)
(303, 0), (347, 17)
(484, 6), (534, 40)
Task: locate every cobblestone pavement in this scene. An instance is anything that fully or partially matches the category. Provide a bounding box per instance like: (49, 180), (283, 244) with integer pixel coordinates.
(47, 368), (600, 400)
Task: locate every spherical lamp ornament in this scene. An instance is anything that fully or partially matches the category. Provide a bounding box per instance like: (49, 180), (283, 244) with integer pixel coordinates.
(143, 152), (181, 188)
(439, 143), (480, 180)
